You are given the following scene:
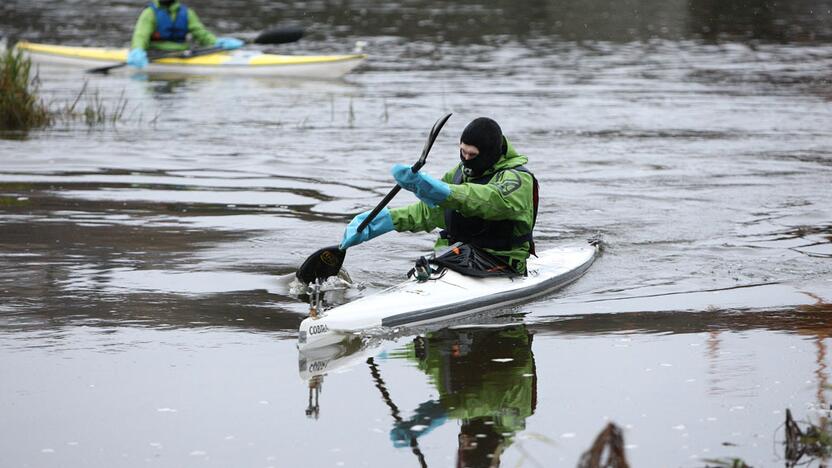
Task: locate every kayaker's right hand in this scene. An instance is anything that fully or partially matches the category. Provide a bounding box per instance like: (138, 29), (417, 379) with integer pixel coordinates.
(127, 48), (148, 68)
(392, 164), (451, 208)
(340, 208), (395, 250)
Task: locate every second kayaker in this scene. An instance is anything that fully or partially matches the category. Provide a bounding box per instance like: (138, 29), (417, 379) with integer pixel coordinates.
(127, 0), (244, 69)
(340, 117), (538, 275)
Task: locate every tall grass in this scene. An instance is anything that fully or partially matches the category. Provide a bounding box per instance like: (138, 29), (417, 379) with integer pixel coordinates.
(56, 82), (132, 127)
(0, 48), (51, 131)
(1, 49), (151, 136)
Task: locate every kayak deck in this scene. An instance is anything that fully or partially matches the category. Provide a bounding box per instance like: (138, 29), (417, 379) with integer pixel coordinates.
(15, 41), (366, 78)
(298, 242), (599, 351)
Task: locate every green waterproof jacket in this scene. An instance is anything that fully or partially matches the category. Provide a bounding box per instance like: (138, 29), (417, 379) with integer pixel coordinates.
(130, 0), (217, 51)
(389, 138), (535, 274)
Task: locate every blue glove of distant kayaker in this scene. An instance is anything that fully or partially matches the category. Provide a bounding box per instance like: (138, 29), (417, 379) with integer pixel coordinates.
(214, 37), (244, 50)
(127, 48), (148, 68)
(340, 208), (395, 249)
(392, 164), (451, 208)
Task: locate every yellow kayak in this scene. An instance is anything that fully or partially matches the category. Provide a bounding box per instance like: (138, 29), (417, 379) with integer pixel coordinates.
(16, 41), (366, 79)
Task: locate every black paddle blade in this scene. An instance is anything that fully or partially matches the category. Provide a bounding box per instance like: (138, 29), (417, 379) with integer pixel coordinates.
(87, 64), (123, 74)
(254, 25), (304, 45)
(296, 245), (345, 284)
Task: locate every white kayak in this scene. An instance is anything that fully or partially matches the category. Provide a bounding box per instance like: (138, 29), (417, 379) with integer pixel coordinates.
(298, 241), (599, 351)
(15, 41), (366, 79)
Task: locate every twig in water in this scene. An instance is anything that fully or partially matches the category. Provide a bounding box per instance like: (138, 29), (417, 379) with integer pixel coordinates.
(577, 423), (629, 468)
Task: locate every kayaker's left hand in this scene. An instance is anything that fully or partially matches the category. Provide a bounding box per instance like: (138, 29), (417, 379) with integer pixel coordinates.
(127, 48), (148, 68)
(392, 164), (451, 207)
(340, 208), (395, 250)
(214, 37), (244, 50)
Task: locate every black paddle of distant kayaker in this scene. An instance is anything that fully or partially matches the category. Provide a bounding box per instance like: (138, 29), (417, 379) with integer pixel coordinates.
(86, 25), (304, 74)
(296, 112), (453, 284)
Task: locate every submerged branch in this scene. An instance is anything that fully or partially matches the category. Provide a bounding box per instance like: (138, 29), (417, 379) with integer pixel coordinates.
(578, 423), (630, 468)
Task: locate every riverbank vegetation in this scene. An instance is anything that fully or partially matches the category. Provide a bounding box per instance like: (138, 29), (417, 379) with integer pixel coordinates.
(1, 49), (140, 136)
(0, 49), (51, 131)
(57, 81), (131, 127)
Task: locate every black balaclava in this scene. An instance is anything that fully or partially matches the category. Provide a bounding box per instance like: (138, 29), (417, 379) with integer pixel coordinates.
(159, 0), (174, 7)
(460, 117), (504, 178)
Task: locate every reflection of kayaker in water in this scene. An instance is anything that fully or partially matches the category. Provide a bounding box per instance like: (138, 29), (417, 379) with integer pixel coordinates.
(339, 117), (539, 275)
(387, 326), (536, 467)
(127, 0), (244, 69)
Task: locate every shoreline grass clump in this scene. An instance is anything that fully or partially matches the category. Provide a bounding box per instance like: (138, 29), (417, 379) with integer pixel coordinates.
(1, 48), (150, 137)
(0, 48), (51, 131)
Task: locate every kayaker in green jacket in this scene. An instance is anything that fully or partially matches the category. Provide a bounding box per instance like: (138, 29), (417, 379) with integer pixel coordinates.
(340, 117), (538, 274)
(127, 0), (244, 68)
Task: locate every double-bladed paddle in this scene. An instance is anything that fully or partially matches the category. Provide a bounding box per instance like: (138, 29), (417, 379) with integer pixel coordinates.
(86, 25), (304, 74)
(296, 112), (453, 284)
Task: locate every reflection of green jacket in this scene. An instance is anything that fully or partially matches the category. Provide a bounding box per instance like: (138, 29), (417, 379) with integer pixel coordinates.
(389, 138), (535, 274)
(130, 0), (216, 51)
(395, 326), (535, 439)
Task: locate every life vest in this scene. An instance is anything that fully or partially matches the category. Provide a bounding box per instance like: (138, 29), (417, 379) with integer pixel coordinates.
(440, 164), (539, 255)
(149, 2), (189, 43)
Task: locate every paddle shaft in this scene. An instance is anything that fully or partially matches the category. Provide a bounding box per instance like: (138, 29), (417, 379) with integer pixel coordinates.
(356, 160), (426, 233)
(367, 358), (428, 468)
(86, 25), (304, 74)
(294, 113), (451, 283)
(88, 46), (222, 74)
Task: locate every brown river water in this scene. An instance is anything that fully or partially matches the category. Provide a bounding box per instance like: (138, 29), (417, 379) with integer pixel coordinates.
(1, 0), (832, 466)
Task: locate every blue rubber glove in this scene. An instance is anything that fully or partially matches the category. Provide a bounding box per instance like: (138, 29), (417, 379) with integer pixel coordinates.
(127, 48), (148, 68)
(339, 208), (395, 250)
(214, 37), (244, 50)
(390, 400), (448, 447)
(392, 164), (451, 208)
